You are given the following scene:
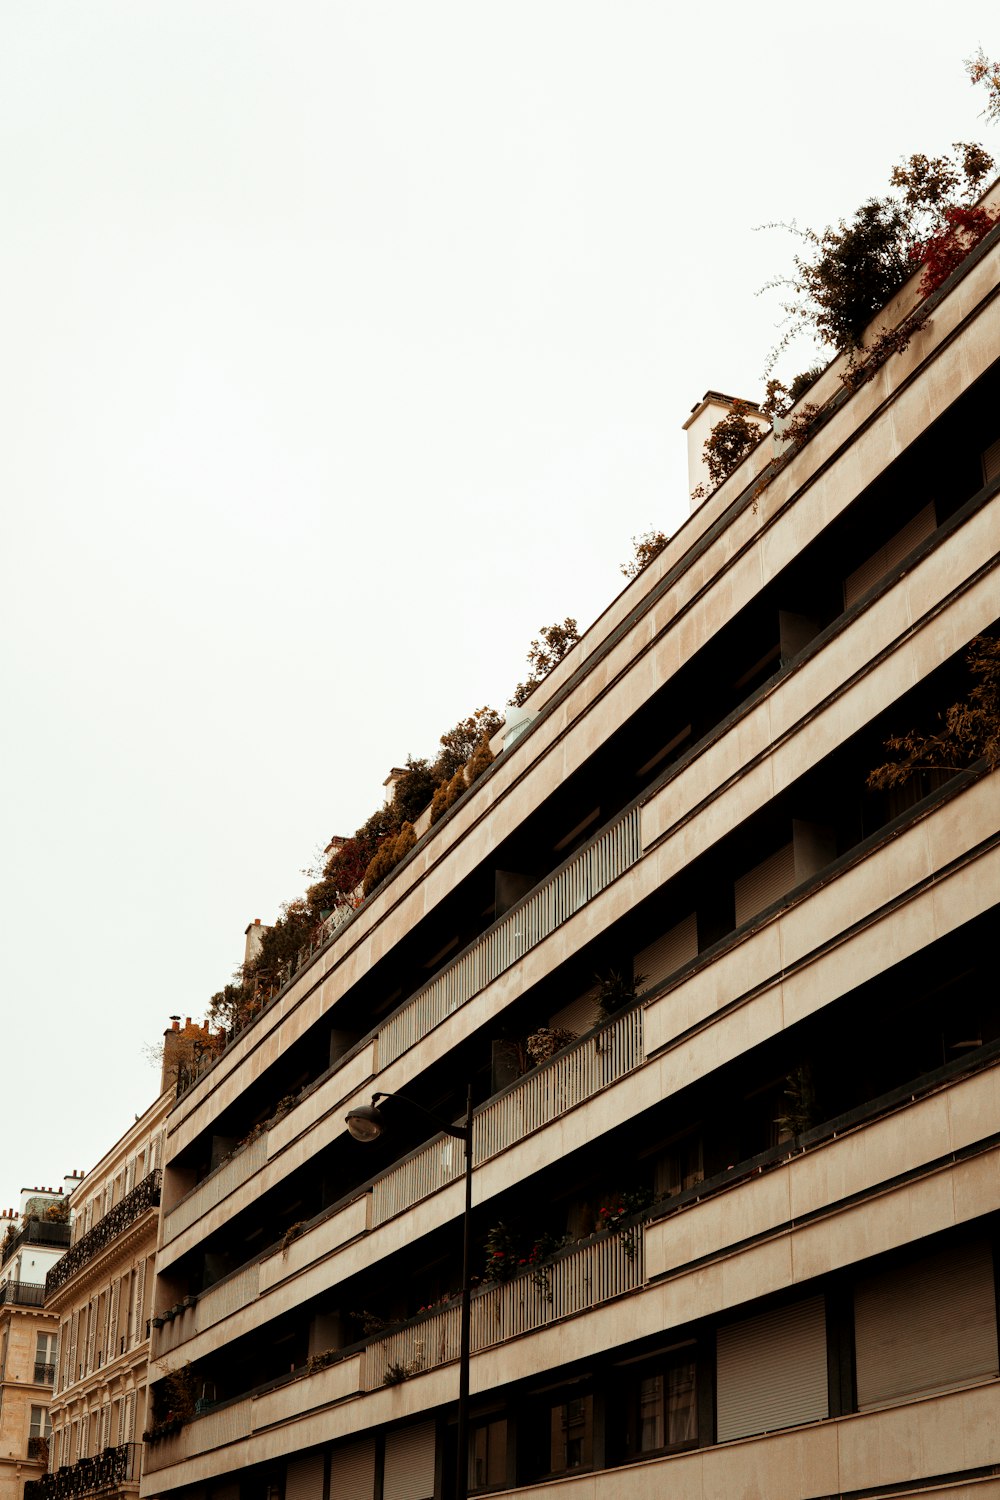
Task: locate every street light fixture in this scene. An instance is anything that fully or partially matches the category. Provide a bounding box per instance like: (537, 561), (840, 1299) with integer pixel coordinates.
(345, 1085), (474, 1500)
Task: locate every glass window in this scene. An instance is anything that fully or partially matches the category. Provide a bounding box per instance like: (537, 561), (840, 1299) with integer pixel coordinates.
(468, 1417), (506, 1492)
(620, 1352), (697, 1458)
(550, 1394), (593, 1474)
(29, 1406), (52, 1441)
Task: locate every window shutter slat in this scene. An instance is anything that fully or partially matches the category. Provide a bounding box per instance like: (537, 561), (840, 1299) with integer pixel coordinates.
(854, 1240), (999, 1409)
(716, 1295), (828, 1442)
(383, 1422), (435, 1500)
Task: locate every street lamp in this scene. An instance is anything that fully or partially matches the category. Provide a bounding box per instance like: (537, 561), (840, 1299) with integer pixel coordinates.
(345, 1084), (474, 1500)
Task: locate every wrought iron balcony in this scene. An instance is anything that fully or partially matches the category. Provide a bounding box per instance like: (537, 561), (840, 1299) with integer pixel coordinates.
(0, 1279), (46, 1308)
(24, 1443), (140, 1500)
(34, 1362), (56, 1384)
(27, 1438), (49, 1463)
(1, 1219), (71, 1270)
(45, 1173), (161, 1297)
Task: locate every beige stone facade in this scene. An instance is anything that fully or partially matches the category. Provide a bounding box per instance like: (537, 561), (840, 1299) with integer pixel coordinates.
(0, 1187), (75, 1500)
(141, 211), (1000, 1500)
(32, 1096), (170, 1500)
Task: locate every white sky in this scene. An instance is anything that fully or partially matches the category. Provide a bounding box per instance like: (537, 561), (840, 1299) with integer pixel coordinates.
(1, 2), (996, 1212)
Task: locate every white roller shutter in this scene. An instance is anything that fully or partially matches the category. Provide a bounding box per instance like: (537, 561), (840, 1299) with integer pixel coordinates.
(734, 842), (795, 927)
(716, 1295), (828, 1441)
(843, 503), (936, 609)
(383, 1421), (436, 1500)
(550, 989), (600, 1035)
(635, 913), (698, 994)
(854, 1239), (999, 1410)
(286, 1451), (325, 1500)
(329, 1439), (375, 1500)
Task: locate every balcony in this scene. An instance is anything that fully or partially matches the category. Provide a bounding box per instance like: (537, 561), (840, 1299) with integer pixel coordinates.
(1, 1219), (71, 1270)
(0, 1279), (46, 1308)
(155, 1009), (645, 1356)
(177, 804), (642, 1099)
(45, 1172), (161, 1297)
(34, 1362), (56, 1384)
(25, 1444), (141, 1500)
(365, 1225), (644, 1388)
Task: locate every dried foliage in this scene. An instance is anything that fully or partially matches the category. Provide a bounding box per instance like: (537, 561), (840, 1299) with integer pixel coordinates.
(465, 733), (494, 785)
(362, 821), (416, 895)
(620, 529), (669, 580)
(867, 636), (1000, 791)
(510, 619), (581, 707)
(429, 767), (467, 827)
(967, 47), (1000, 125)
(432, 708), (503, 782)
(701, 402), (768, 488)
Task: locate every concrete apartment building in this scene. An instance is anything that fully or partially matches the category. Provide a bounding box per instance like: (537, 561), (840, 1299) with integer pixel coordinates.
(27, 1094), (170, 1500)
(141, 210), (999, 1500)
(0, 1184), (76, 1500)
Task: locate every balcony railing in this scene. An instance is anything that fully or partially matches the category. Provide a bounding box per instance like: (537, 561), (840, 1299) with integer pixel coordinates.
(178, 806), (642, 1098)
(45, 1173), (161, 1297)
(363, 1226), (644, 1389)
(378, 808), (642, 1067)
(34, 1362), (56, 1384)
(1, 1219), (71, 1271)
(371, 1006), (645, 1226)
(25, 1443), (140, 1500)
(27, 1438), (49, 1462)
(0, 1279), (46, 1307)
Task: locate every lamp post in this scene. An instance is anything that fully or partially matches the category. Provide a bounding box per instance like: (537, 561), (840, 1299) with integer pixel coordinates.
(346, 1084), (474, 1500)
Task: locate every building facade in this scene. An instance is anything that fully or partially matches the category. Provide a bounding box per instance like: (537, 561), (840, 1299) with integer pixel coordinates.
(0, 1184), (76, 1500)
(141, 208), (1000, 1500)
(30, 1095), (170, 1500)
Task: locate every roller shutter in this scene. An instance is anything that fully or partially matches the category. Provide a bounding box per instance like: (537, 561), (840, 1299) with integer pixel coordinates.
(286, 1452), (325, 1500)
(843, 503), (936, 609)
(550, 989), (600, 1036)
(383, 1421), (435, 1500)
(635, 913), (698, 994)
(716, 1295), (828, 1441)
(854, 1240), (999, 1410)
(329, 1439), (375, 1500)
(734, 842), (795, 927)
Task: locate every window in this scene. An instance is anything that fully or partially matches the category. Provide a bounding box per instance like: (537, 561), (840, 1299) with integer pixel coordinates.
(550, 1394), (593, 1474)
(29, 1406), (52, 1441)
(468, 1418), (506, 1492)
(34, 1332), (57, 1384)
(614, 1347), (698, 1461)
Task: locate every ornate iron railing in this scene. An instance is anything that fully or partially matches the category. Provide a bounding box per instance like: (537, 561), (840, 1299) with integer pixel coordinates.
(34, 1362), (56, 1384)
(45, 1173), (161, 1296)
(25, 1443), (140, 1500)
(0, 1279), (46, 1307)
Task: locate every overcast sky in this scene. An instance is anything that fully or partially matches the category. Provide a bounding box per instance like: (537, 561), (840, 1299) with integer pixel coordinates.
(1, 2), (996, 1213)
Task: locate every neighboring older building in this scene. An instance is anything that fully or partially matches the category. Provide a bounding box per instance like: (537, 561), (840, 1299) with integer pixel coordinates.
(29, 1092), (170, 1500)
(0, 1183), (76, 1500)
(142, 207), (1000, 1500)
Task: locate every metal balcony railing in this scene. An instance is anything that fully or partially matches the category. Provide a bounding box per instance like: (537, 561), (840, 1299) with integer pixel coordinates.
(178, 805), (642, 1097)
(0, 1279), (46, 1307)
(34, 1362), (56, 1384)
(27, 1438), (49, 1462)
(363, 1227), (644, 1389)
(1, 1218), (71, 1271)
(371, 1006), (645, 1226)
(24, 1443), (140, 1500)
(378, 807), (642, 1067)
(45, 1173), (161, 1297)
